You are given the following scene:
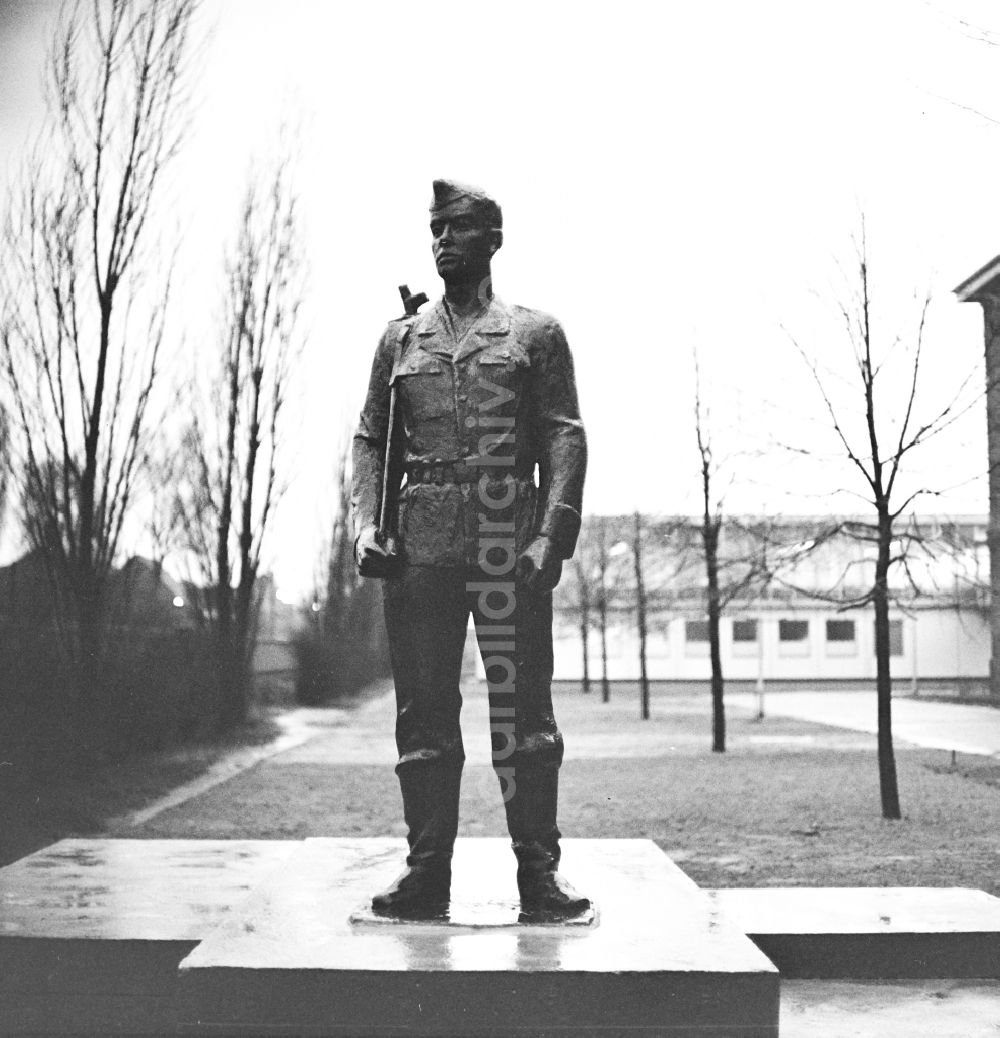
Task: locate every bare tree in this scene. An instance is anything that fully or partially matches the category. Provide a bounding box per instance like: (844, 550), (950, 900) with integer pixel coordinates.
(294, 439), (391, 704)
(564, 520), (608, 694)
(173, 158), (304, 729)
(594, 514), (701, 718)
(789, 218), (981, 819)
(594, 516), (612, 702)
(324, 441), (356, 626)
(571, 554), (592, 693)
(632, 511), (650, 720)
(692, 352), (784, 752)
(559, 515), (620, 701)
(693, 353), (726, 751)
(0, 0), (198, 699)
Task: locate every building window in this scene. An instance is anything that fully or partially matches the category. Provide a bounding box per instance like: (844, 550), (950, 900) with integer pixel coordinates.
(778, 618), (810, 657)
(732, 619), (757, 642)
(826, 619), (855, 642)
(732, 617), (759, 657)
(825, 617), (857, 657)
(684, 619), (710, 657)
(779, 620), (809, 642)
(873, 619), (904, 657)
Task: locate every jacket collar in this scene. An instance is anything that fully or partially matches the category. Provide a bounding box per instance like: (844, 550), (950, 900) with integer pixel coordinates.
(415, 296), (511, 361)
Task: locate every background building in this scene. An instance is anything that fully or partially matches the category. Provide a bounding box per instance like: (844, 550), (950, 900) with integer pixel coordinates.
(549, 515), (990, 692)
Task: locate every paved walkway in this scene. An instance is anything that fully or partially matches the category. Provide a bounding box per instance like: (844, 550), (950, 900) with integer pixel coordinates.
(114, 683), (1000, 832)
(728, 690), (1000, 757)
(270, 680), (882, 770)
(108, 706), (351, 828)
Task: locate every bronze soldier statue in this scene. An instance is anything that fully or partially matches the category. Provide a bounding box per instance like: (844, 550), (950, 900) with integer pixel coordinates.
(352, 179), (588, 920)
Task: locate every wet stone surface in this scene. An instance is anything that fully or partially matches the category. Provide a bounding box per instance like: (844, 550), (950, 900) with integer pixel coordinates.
(177, 837), (779, 1036)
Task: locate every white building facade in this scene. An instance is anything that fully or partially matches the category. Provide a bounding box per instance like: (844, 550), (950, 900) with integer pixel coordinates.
(553, 602), (989, 689)
(551, 514), (991, 691)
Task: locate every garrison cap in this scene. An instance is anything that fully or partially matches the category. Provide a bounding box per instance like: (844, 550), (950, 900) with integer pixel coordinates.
(430, 179), (502, 230)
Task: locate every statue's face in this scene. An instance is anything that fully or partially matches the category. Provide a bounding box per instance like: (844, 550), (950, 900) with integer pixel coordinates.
(430, 198), (501, 284)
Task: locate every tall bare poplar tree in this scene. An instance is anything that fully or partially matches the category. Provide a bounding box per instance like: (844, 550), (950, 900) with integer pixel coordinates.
(0, 0), (199, 698)
(691, 352), (780, 752)
(174, 158), (304, 729)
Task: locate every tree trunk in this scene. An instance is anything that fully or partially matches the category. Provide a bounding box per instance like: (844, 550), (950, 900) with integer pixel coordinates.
(228, 569), (255, 729)
(215, 517), (236, 731)
(706, 521), (725, 753)
(633, 511), (649, 720)
(580, 617), (591, 692)
(579, 571), (591, 693)
(599, 590), (610, 703)
(73, 299), (114, 703)
(598, 518), (610, 703)
(874, 513), (902, 820)
(701, 449), (725, 750)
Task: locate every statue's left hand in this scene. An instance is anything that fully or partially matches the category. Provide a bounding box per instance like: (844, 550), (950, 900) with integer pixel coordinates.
(516, 535), (563, 593)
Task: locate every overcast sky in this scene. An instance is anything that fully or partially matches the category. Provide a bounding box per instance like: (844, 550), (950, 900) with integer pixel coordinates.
(4, 0), (1000, 599)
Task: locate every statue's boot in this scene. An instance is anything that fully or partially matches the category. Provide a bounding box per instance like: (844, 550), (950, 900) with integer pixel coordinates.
(372, 761), (460, 919)
(502, 764), (591, 919)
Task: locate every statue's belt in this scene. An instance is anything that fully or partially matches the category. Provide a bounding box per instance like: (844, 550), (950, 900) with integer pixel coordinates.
(404, 458), (534, 486)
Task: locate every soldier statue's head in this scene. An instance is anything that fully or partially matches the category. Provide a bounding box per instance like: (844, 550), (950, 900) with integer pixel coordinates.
(429, 179), (503, 290)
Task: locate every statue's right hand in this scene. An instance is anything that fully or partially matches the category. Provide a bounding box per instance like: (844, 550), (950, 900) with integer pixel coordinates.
(356, 525), (400, 579)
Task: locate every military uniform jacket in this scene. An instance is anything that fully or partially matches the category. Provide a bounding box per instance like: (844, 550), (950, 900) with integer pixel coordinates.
(351, 296), (587, 567)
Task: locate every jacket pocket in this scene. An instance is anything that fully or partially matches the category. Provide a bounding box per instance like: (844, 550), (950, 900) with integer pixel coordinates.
(392, 359), (453, 420)
(399, 483), (465, 566)
(475, 347), (530, 415)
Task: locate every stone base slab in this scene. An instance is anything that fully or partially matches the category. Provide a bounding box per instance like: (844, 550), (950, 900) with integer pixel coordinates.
(177, 837), (779, 1036)
(10, 839), (997, 1033)
(0, 839), (295, 1034)
(708, 887), (1000, 978)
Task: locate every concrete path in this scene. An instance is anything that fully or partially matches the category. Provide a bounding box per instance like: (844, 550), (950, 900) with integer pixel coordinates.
(109, 706), (351, 828)
(728, 690), (1000, 757)
(781, 979), (1000, 1038)
(275, 679), (881, 770)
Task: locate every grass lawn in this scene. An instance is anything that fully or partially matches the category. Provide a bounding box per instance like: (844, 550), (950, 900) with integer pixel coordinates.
(554, 685), (1000, 895)
(5, 681), (998, 897)
(0, 707), (282, 867)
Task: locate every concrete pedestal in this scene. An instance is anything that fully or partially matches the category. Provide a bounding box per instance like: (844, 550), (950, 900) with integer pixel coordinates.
(178, 838), (779, 1036)
(0, 839), (295, 1034)
(7, 837), (1000, 1034)
(708, 887), (1000, 978)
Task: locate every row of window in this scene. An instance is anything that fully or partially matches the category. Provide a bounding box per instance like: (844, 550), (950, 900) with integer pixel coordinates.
(685, 618), (903, 654)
